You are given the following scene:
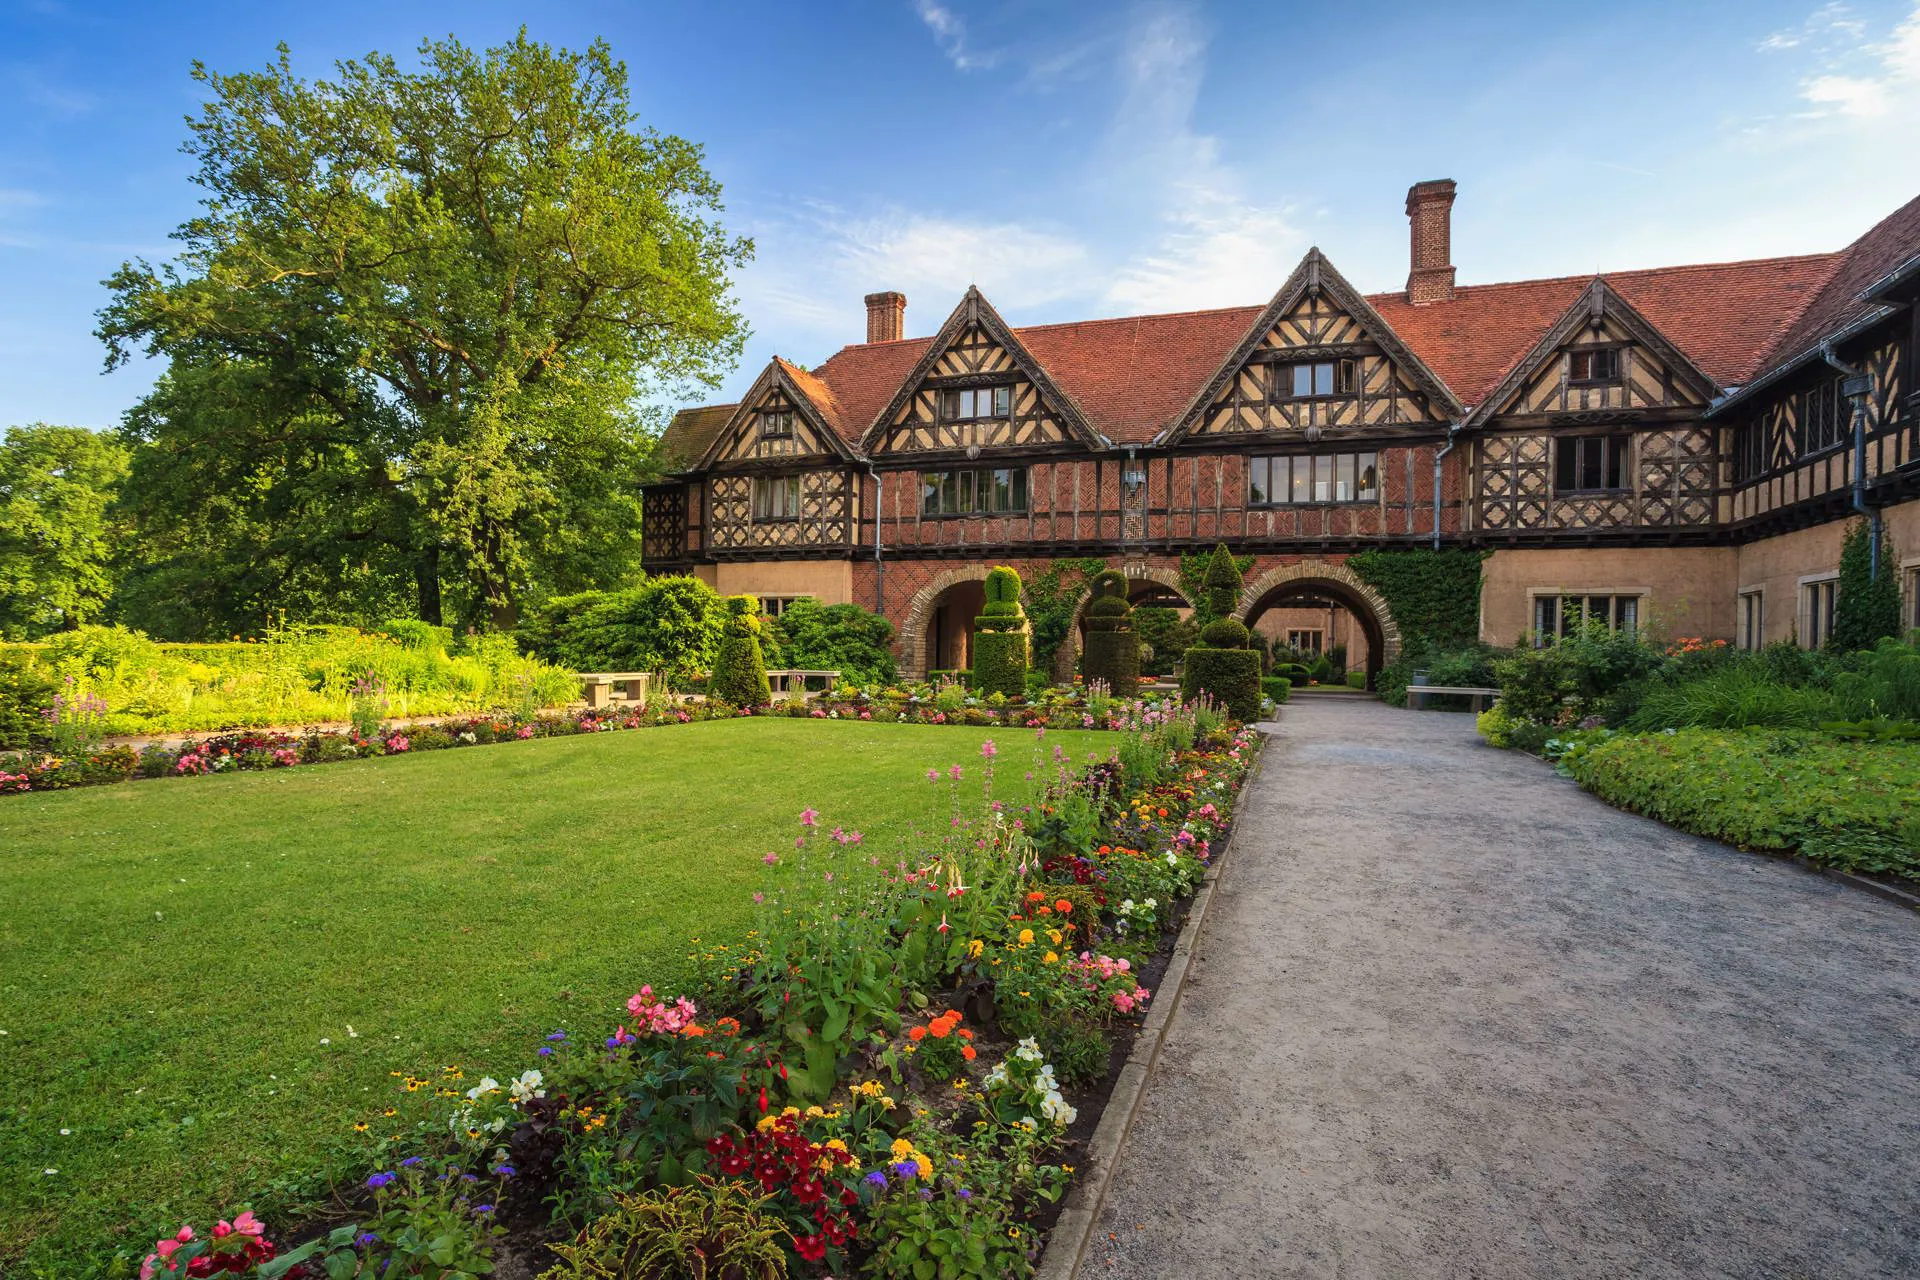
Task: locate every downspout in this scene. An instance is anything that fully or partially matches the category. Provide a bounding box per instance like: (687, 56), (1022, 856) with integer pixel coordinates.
(1821, 341), (1880, 577)
(865, 462), (885, 614)
(1432, 420), (1463, 551)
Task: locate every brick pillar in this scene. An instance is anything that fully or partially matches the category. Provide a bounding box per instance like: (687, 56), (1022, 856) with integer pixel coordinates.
(864, 291), (906, 344)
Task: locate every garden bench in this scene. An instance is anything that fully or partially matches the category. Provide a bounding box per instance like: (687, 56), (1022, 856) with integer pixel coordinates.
(578, 672), (651, 710)
(1406, 684), (1500, 712)
(767, 669), (840, 699)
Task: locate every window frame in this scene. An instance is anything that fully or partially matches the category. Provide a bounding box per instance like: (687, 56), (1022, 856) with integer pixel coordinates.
(750, 473), (803, 523)
(1799, 575), (1838, 650)
(1246, 451), (1380, 507)
(1284, 628), (1324, 654)
(1737, 588), (1764, 652)
(1553, 433), (1632, 495)
(918, 465), (1030, 518)
(1907, 561), (1920, 634)
(1274, 359), (1358, 402)
(937, 384), (1014, 423)
(1530, 591), (1643, 646)
(757, 409), (796, 439)
(757, 595), (814, 618)
(1567, 346), (1623, 385)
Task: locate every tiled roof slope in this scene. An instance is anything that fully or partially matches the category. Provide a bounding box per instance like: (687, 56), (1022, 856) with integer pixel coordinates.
(1748, 192), (1920, 379)
(668, 238), (1884, 457)
(656, 402), (736, 467)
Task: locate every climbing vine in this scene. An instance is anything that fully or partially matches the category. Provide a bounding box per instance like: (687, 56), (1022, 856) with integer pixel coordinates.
(1021, 557), (1108, 675)
(1348, 548), (1491, 705)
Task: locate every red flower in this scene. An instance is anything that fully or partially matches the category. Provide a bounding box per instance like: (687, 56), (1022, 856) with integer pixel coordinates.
(795, 1233), (827, 1262)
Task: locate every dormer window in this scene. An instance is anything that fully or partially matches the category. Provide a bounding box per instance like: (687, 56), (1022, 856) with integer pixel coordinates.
(758, 409), (796, 438)
(1277, 360), (1356, 400)
(938, 386), (1012, 421)
(1568, 348), (1621, 384)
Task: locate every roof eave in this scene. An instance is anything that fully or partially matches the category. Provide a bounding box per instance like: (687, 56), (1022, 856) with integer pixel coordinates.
(1705, 304), (1900, 418)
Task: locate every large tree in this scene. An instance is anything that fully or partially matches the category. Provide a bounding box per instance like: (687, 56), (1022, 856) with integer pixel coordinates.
(100, 31), (750, 628)
(0, 424), (130, 639)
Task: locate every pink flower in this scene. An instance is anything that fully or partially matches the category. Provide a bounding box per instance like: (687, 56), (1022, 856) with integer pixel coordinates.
(752, 892), (765, 904)
(937, 913), (951, 933)
(799, 807), (819, 827)
(948, 764), (963, 781)
(980, 739), (997, 760)
(927, 768), (940, 783)
(763, 851), (779, 866)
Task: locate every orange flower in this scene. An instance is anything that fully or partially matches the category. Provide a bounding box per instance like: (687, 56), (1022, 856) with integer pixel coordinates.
(683, 1024), (706, 1036)
(715, 1017), (742, 1036)
(1098, 845), (1111, 854)
(961, 1045), (977, 1061)
(1035, 906), (1053, 916)
(930, 1020), (952, 1039)
(1054, 899), (1072, 914)
(1026, 890), (1046, 903)
(907, 1026), (927, 1042)
(958, 1028), (974, 1041)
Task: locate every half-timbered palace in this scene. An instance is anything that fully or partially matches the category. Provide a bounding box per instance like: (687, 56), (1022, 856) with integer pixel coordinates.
(643, 181), (1920, 680)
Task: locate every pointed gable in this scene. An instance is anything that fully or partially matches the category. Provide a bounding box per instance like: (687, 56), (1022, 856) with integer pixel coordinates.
(696, 357), (853, 470)
(862, 287), (1103, 455)
(1160, 250), (1462, 444)
(1465, 279), (1720, 427)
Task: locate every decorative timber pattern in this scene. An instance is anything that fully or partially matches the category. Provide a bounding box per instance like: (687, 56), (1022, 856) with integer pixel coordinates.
(1491, 314), (1708, 418)
(706, 471), (854, 551)
(641, 484), (687, 561)
(1198, 292), (1446, 435)
(875, 324), (1073, 454)
(1474, 428), (1717, 531)
(707, 386), (842, 465)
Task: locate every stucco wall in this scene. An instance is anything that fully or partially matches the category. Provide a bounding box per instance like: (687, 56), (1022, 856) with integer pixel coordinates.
(694, 560), (855, 604)
(1734, 497), (1920, 645)
(1480, 547), (1738, 646)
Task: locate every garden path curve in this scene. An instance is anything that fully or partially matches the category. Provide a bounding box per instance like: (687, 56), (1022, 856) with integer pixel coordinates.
(1089, 698), (1920, 1279)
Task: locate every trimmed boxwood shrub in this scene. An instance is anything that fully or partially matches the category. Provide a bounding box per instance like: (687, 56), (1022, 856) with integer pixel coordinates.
(1345, 670), (1367, 690)
(708, 596), (771, 708)
(1182, 544), (1260, 720)
(1261, 675), (1292, 704)
(1081, 570), (1140, 691)
(973, 566), (1030, 698)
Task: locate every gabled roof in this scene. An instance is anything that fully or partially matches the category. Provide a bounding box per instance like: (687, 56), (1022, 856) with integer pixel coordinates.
(662, 200), (1901, 457)
(1159, 248), (1465, 446)
(860, 286), (1105, 451)
(691, 357), (855, 471)
(657, 402), (736, 470)
(1462, 278), (1721, 428)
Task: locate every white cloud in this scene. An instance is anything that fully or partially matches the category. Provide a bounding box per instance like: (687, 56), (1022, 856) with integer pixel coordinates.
(913, 0), (999, 72)
(1774, 1), (1920, 120)
(1096, 3), (1305, 310)
(1759, 2), (1867, 51)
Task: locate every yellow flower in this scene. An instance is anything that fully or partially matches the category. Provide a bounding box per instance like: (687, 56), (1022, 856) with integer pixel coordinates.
(891, 1137), (916, 1159)
(352, 1122), (369, 1133)
(1017, 929), (1034, 945)
(805, 1105), (825, 1119)
(1043, 951), (1058, 964)
(1048, 929), (1063, 946)
(914, 1154), (932, 1179)
(756, 1114), (780, 1132)
(966, 939), (984, 959)
(825, 1138), (848, 1153)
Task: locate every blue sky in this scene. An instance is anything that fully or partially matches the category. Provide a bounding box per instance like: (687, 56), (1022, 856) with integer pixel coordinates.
(4, 0), (1919, 429)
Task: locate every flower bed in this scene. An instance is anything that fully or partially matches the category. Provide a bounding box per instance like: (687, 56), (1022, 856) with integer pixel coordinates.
(119, 708), (1261, 1279)
(0, 685), (1182, 801)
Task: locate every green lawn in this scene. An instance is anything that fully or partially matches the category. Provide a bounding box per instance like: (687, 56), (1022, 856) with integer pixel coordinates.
(0, 719), (1110, 1273)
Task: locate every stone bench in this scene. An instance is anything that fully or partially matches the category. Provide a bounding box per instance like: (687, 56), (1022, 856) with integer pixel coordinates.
(1407, 685), (1500, 712)
(768, 669), (840, 699)
(579, 672), (651, 710)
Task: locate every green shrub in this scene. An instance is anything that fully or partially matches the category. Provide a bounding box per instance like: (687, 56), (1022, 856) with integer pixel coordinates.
(540, 1178), (790, 1279)
(1039, 1014), (1111, 1088)
(766, 599), (895, 686)
(1830, 637), (1920, 722)
(1626, 664), (1838, 730)
(1182, 648), (1261, 721)
(1565, 728), (1920, 882)
(519, 577), (726, 683)
(1832, 517), (1903, 652)
(1345, 670), (1366, 690)
(1260, 675), (1292, 704)
(379, 618), (455, 652)
(709, 597), (772, 709)
(1476, 701), (1516, 747)
(973, 566), (1029, 698)
(1133, 606), (1196, 676)
(1307, 654), (1332, 683)
(1080, 570), (1140, 691)
(0, 649), (54, 750)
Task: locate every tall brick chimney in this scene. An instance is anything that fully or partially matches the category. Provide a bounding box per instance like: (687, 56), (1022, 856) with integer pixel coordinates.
(864, 291), (906, 343)
(1405, 180), (1457, 305)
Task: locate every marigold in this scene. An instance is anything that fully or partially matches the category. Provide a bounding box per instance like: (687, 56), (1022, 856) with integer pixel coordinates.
(1055, 898), (1072, 913)
(1017, 928), (1034, 945)
(961, 1045), (977, 1061)
(907, 1026), (927, 1042)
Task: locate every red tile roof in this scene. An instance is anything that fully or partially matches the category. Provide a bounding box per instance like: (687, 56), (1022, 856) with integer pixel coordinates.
(669, 200), (1920, 455)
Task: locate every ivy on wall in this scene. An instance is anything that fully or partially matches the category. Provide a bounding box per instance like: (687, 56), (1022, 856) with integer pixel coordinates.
(1348, 548), (1491, 704)
(1022, 557), (1108, 674)
(1179, 552), (1253, 623)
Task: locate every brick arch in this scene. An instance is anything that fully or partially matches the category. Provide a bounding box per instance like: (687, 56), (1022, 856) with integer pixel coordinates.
(899, 565), (994, 680)
(1236, 559), (1401, 665)
(1052, 565), (1192, 681)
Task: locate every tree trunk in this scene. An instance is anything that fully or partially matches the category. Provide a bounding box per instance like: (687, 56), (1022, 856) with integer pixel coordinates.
(416, 546), (443, 625)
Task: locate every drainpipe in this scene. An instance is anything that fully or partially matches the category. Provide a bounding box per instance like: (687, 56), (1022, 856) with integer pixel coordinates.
(865, 462), (886, 613)
(1821, 341), (1880, 577)
(1432, 420), (1463, 551)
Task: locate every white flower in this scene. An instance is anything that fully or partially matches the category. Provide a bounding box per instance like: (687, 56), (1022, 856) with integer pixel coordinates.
(466, 1076), (501, 1101)
(509, 1069), (545, 1103)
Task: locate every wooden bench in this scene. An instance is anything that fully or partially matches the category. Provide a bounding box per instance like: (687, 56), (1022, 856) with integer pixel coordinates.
(767, 669), (840, 699)
(1406, 684), (1500, 712)
(579, 672), (651, 710)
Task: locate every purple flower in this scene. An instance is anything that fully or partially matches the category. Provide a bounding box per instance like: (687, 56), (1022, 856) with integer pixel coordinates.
(355, 1231), (380, 1247)
(545, 1030), (568, 1042)
(958, 1187), (973, 1199)
(864, 1170), (889, 1187)
(400, 1156), (422, 1167)
(892, 1160), (920, 1179)
(918, 1188), (934, 1201)
(538, 1046), (552, 1056)
(474, 1204), (494, 1214)
(493, 1164), (516, 1178)
(366, 1171), (396, 1190)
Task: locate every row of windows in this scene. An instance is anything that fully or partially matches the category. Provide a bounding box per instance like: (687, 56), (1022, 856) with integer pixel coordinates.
(922, 467), (1028, 516)
(1728, 373), (1855, 482)
(1248, 452), (1380, 505)
(1531, 594), (1640, 645)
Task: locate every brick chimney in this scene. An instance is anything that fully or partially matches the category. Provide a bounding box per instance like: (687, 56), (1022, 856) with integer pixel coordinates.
(864, 291), (906, 343)
(1405, 179), (1457, 305)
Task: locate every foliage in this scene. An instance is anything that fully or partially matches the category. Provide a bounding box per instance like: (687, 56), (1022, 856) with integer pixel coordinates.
(99, 33), (750, 628)
(1178, 549), (1251, 625)
(765, 599), (895, 687)
(0, 424), (130, 640)
(1018, 558), (1105, 677)
(972, 566), (1029, 698)
(1080, 570), (1139, 690)
(1260, 675), (1293, 705)
(539, 1178), (789, 1280)
(1345, 671), (1366, 690)
(1181, 648), (1261, 722)
(519, 578), (727, 685)
(1350, 549), (1489, 705)
(1831, 517), (1903, 652)
(351, 1157), (506, 1278)
(1625, 663), (1839, 731)
(0, 648), (55, 750)
(1492, 622), (1661, 725)
(709, 597), (772, 709)
(1564, 728), (1920, 882)
(1131, 606), (1194, 676)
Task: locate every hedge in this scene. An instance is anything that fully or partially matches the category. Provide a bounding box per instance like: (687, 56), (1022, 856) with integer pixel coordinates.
(1183, 648), (1261, 721)
(973, 566), (1030, 697)
(709, 597), (772, 708)
(1260, 675), (1293, 704)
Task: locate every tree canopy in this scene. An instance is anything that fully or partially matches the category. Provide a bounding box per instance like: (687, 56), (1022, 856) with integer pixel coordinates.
(0, 424), (130, 639)
(99, 31), (752, 631)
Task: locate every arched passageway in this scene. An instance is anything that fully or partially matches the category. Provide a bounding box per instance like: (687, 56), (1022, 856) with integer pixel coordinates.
(1237, 560), (1400, 685)
(899, 567), (992, 680)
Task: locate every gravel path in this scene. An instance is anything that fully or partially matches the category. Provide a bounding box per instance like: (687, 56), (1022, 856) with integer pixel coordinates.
(1089, 699), (1920, 1280)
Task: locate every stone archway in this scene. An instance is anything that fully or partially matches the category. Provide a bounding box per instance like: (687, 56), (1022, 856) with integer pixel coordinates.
(1053, 564), (1191, 682)
(899, 565), (993, 681)
(1237, 559), (1401, 672)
